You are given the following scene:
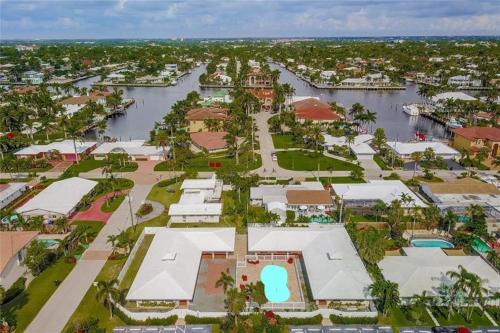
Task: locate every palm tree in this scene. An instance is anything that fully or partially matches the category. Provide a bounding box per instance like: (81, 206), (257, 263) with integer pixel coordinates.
(225, 287), (246, 326)
(442, 210), (457, 233)
(373, 200), (387, 222)
(410, 151), (422, 178)
(369, 280), (400, 316)
(95, 279), (119, 318)
(486, 250), (500, 270)
(215, 271), (235, 293)
(446, 265), (470, 318)
(107, 234), (119, 255)
(355, 227), (387, 264)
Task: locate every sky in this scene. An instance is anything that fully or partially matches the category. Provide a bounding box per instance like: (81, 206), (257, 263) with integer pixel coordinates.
(1, 0), (499, 40)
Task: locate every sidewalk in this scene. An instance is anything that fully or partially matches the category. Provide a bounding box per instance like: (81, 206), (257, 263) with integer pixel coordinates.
(25, 184), (153, 333)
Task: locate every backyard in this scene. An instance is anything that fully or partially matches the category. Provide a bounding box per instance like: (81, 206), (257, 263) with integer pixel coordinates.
(154, 151), (262, 172)
(277, 150), (362, 171)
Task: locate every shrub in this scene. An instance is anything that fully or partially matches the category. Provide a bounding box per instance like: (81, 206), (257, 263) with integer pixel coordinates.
(114, 306), (177, 325)
(276, 314), (322, 325)
(330, 314), (378, 324)
(137, 203), (153, 217)
(3, 277), (27, 304)
(185, 315), (224, 325)
(157, 176), (183, 187)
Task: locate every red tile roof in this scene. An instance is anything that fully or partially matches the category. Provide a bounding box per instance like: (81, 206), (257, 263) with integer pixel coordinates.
(190, 131), (228, 151)
(14, 86), (37, 94)
(1, 231), (39, 273)
(61, 95), (104, 105)
(89, 89), (111, 98)
(248, 89), (274, 100)
(452, 127), (500, 141)
(186, 107), (229, 121)
(293, 98), (341, 121)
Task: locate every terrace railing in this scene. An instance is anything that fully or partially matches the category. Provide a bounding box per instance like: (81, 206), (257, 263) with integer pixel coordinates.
(246, 301), (306, 311)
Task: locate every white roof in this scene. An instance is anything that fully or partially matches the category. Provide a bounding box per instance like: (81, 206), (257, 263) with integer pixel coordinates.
(432, 92), (476, 102)
(127, 228), (235, 300)
(248, 226), (373, 300)
(332, 180), (427, 207)
(16, 177), (97, 215)
(0, 183), (28, 202)
(91, 140), (165, 156)
(168, 203), (222, 216)
(351, 142), (376, 155)
(379, 247), (500, 297)
(181, 178), (216, 191)
(387, 141), (459, 156)
(323, 134), (373, 147)
(15, 140), (96, 155)
(250, 182), (324, 202)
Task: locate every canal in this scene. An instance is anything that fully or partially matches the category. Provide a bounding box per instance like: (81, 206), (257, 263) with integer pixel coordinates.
(77, 63), (449, 141)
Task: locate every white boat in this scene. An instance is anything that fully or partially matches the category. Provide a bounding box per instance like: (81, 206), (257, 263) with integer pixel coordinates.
(446, 118), (462, 129)
(170, 80), (178, 86)
(402, 104), (420, 116)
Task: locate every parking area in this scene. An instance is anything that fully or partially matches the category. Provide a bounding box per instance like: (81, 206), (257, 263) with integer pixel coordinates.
(289, 326), (393, 333)
(113, 326), (212, 333)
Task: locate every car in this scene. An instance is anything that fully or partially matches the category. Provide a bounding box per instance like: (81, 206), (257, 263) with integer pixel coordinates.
(271, 153), (277, 161)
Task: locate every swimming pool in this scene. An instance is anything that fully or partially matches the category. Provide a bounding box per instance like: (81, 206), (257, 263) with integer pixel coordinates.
(39, 239), (58, 248)
(260, 265), (290, 302)
(472, 237), (491, 253)
(411, 239), (454, 248)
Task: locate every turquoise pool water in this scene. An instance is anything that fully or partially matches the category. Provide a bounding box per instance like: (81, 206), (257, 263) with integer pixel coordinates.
(260, 265), (290, 302)
(310, 215), (334, 224)
(472, 237), (491, 253)
(39, 239), (58, 247)
(411, 239), (454, 248)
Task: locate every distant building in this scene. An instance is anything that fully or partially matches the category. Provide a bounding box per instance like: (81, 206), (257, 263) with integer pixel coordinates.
(0, 231), (39, 288)
(340, 73), (391, 87)
(248, 89), (274, 112)
(21, 71), (44, 85)
(60, 95), (106, 116)
(386, 141), (459, 160)
(292, 98), (342, 123)
(91, 140), (167, 161)
(15, 140), (97, 161)
(198, 90), (232, 106)
(0, 183), (28, 209)
(241, 68), (273, 88)
(320, 70), (336, 81)
(450, 127), (500, 160)
(186, 107), (229, 133)
(447, 75), (482, 87)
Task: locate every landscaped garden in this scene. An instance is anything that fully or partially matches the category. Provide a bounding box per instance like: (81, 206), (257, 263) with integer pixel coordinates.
(154, 151), (262, 172)
(101, 194), (126, 213)
(272, 134), (304, 149)
(276, 150), (362, 171)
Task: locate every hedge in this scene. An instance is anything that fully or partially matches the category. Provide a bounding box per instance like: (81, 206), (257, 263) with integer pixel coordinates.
(330, 314), (378, 324)
(114, 306), (177, 325)
(185, 315), (224, 325)
(157, 176), (183, 188)
(2, 277), (26, 304)
(277, 314), (322, 325)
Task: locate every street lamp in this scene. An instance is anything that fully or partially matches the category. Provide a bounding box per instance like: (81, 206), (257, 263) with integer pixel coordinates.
(127, 192), (135, 231)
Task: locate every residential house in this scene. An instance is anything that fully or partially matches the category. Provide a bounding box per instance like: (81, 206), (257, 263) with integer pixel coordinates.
(168, 176), (223, 223)
(450, 127), (500, 165)
(21, 71), (44, 85)
(386, 141), (459, 160)
(186, 107), (229, 132)
(91, 140), (168, 161)
(0, 183), (29, 209)
(16, 177), (98, 221)
(60, 95), (107, 116)
(241, 68), (273, 88)
(292, 98), (342, 124)
(248, 89), (274, 112)
(320, 70), (336, 81)
(447, 75), (482, 87)
(15, 140), (97, 161)
(0, 231), (39, 288)
(190, 132), (230, 152)
(323, 134), (375, 160)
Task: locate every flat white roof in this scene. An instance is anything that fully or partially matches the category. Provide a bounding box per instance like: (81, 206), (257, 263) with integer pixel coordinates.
(250, 182), (324, 202)
(332, 180), (427, 207)
(127, 228), (235, 300)
(91, 140), (165, 156)
(387, 141), (459, 156)
(15, 140), (96, 155)
(248, 226), (373, 300)
(16, 177), (97, 215)
(379, 247), (500, 297)
(181, 178), (217, 191)
(432, 92), (476, 102)
(168, 203), (222, 216)
(0, 183), (28, 202)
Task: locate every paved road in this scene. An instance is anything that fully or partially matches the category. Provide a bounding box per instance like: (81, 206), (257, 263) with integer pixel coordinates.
(25, 184), (153, 333)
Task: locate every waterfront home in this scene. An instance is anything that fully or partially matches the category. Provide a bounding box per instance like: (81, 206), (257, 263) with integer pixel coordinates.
(198, 90), (233, 106)
(135, 75), (163, 84)
(247, 226), (374, 306)
(320, 70), (336, 81)
(164, 63), (178, 72)
(323, 134), (375, 160)
(14, 140), (97, 161)
(210, 72), (232, 85)
(248, 89), (274, 112)
(21, 70), (44, 85)
(168, 176), (223, 223)
(292, 98), (342, 124)
(339, 73), (391, 87)
(447, 75), (482, 88)
(61, 95), (106, 116)
(126, 228), (235, 306)
(0, 182), (29, 209)
(16, 177), (97, 221)
(332, 180), (427, 209)
(190, 131), (229, 152)
(0, 231), (39, 288)
(386, 141), (459, 160)
(431, 91), (476, 104)
(420, 178), (500, 220)
(450, 127), (500, 161)
(379, 247), (500, 299)
(105, 73), (126, 83)
(241, 68), (273, 88)
(91, 140), (168, 161)
(186, 107), (229, 133)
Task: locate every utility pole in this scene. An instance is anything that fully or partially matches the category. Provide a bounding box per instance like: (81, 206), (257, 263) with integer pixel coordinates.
(339, 195), (344, 223)
(127, 191), (135, 231)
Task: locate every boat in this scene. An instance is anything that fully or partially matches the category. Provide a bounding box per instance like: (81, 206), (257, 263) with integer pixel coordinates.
(446, 118), (462, 129)
(170, 80), (178, 86)
(414, 131), (426, 141)
(402, 104), (420, 116)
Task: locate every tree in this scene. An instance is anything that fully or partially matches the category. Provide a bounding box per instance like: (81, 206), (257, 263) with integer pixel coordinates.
(355, 227), (387, 264)
(373, 200), (387, 222)
(350, 168), (364, 180)
(225, 287), (246, 326)
(421, 205), (441, 231)
(25, 240), (51, 276)
(410, 151), (422, 178)
(369, 280), (400, 316)
(372, 128), (387, 151)
(95, 279), (119, 318)
(474, 146), (489, 167)
(386, 199), (405, 240)
(251, 281), (267, 308)
(465, 204), (487, 237)
(215, 271), (235, 293)
(486, 250), (500, 270)
(441, 209), (457, 233)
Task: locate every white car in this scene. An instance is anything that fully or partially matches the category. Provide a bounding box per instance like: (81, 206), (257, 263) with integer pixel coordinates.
(271, 153), (277, 161)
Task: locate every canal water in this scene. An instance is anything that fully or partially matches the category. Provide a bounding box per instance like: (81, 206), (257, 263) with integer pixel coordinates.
(77, 63), (449, 141)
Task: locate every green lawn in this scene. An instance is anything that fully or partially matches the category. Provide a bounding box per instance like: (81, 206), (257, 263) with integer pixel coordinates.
(3, 258), (75, 332)
(154, 152), (262, 172)
(119, 234), (154, 290)
(272, 134), (303, 149)
(65, 214), (168, 332)
(430, 306), (493, 327)
(374, 154), (392, 170)
(146, 182), (182, 208)
(276, 150), (362, 171)
(101, 195), (125, 213)
(415, 176), (445, 183)
(72, 220), (105, 234)
(305, 176), (366, 185)
(379, 306), (434, 326)
(65, 158), (106, 174)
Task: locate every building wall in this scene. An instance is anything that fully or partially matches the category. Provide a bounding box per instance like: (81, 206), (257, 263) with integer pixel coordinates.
(451, 134), (500, 157)
(169, 215), (220, 223)
(451, 134), (473, 152)
(0, 250), (27, 289)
